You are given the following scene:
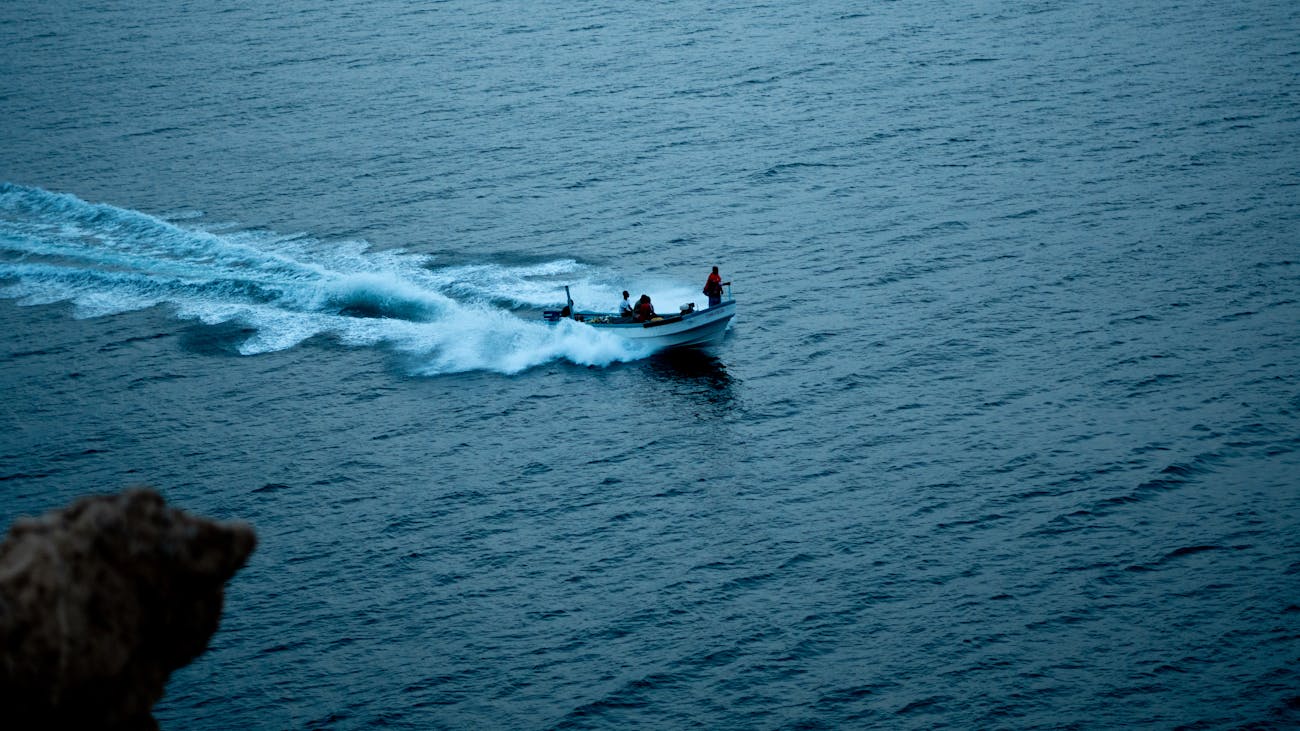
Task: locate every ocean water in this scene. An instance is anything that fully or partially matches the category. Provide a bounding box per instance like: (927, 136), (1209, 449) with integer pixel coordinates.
(3, 0), (1299, 728)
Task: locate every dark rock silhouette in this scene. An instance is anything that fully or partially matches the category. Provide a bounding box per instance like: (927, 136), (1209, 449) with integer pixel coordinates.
(0, 488), (256, 730)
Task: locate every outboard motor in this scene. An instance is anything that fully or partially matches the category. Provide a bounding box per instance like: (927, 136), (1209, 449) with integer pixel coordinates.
(679, 302), (695, 314)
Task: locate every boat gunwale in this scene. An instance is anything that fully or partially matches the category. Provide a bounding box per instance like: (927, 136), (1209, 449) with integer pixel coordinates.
(548, 300), (735, 329)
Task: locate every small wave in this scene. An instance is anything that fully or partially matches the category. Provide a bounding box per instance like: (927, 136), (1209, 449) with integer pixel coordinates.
(1160, 545), (1223, 562)
(1035, 450), (1231, 535)
(0, 472), (50, 482)
(896, 695), (951, 715)
(0, 184), (679, 375)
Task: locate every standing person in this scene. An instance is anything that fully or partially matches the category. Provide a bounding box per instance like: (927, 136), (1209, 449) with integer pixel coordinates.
(633, 294), (656, 322)
(618, 290), (633, 317)
(703, 266), (728, 307)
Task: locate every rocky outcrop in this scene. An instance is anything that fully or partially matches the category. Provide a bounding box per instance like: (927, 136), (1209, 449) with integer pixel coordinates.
(0, 488), (256, 730)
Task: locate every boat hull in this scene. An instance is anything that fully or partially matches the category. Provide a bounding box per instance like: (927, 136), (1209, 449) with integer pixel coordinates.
(593, 301), (734, 349)
(548, 300), (736, 351)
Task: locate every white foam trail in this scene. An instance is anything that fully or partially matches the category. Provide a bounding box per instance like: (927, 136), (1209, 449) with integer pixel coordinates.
(0, 184), (674, 375)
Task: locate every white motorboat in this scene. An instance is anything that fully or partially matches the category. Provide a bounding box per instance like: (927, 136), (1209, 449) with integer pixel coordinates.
(544, 286), (735, 350)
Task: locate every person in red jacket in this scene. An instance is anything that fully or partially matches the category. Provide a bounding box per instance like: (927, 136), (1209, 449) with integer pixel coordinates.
(633, 294), (657, 322)
(703, 266), (729, 307)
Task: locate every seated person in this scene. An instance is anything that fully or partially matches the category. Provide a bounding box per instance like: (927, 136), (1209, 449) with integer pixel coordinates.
(633, 294), (656, 322)
(618, 290), (633, 317)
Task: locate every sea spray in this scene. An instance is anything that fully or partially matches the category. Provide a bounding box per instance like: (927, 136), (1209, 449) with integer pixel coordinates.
(0, 185), (672, 374)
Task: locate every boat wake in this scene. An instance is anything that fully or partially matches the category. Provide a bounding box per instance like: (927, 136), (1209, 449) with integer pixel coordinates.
(0, 184), (687, 374)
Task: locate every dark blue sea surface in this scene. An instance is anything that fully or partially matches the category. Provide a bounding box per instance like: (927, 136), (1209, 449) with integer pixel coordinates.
(3, 0), (1299, 728)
